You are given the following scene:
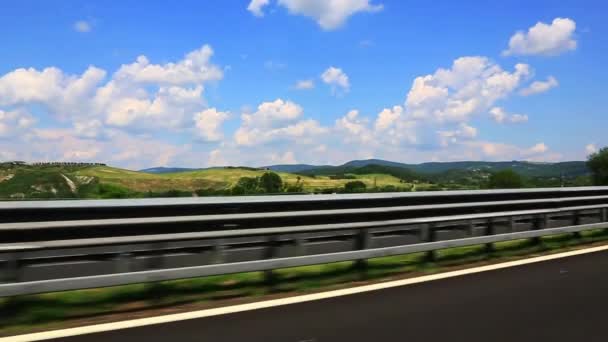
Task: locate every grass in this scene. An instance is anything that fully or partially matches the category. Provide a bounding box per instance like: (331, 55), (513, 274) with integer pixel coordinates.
(2, 229), (608, 336)
(1, 165), (425, 199)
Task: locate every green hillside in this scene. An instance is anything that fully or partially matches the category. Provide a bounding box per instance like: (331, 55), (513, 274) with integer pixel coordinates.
(0, 164), (414, 200)
(0, 159), (592, 200)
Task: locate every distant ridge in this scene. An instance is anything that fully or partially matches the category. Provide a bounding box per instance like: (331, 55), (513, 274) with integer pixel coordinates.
(264, 164), (331, 173)
(140, 159), (589, 178)
(139, 167), (202, 174)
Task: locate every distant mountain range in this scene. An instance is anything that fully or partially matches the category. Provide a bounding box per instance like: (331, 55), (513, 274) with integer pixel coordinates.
(141, 159), (590, 178)
(139, 167), (202, 174)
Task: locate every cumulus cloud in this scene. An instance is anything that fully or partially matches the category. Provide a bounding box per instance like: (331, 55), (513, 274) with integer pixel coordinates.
(373, 105), (417, 145)
(321, 66), (350, 94)
(113, 45), (223, 85)
(0, 66), (106, 115)
(503, 18), (577, 56)
(461, 141), (557, 161)
(520, 76), (559, 96)
(276, 0), (383, 30)
(405, 56), (531, 122)
(194, 108), (230, 142)
(0, 109), (36, 137)
(73, 119), (104, 139)
(73, 20), (92, 33)
(102, 85), (205, 129)
(489, 107), (528, 124)
(525, 142), (549, 155)
(335, 110), (374, 144)
(270, 151), (297, 164)
(235, 99), (327, 146)
(437, 123), (478, 147)
(247, 0), (270, 17)
(586, 144), (598, 155)
(207, 149), (228, 166)
(294, 79), (314, 90)
(0, 44), (224, 134)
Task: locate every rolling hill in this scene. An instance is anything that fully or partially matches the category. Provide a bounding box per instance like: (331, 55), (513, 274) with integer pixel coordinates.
(0, 164), (412, 199)
(0, 158), (591, 200)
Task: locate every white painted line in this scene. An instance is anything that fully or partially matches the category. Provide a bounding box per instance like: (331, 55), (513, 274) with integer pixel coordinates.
(4, 244), (608, 342)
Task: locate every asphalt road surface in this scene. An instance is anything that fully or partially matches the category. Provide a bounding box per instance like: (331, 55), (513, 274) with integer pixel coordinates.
(49, 250), (608, 342)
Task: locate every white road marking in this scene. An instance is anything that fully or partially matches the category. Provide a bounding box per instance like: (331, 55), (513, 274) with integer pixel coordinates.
(3, 244), (608, 342)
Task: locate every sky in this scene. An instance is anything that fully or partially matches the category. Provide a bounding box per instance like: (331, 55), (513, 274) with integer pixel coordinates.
(0, 0), (606, 169)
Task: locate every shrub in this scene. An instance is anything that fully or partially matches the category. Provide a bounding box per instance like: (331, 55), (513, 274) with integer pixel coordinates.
(588, 147), (608, 185)
(344, 181), (367, 193)
(259, 172), (283, 193)
(487, 169), (523, 189)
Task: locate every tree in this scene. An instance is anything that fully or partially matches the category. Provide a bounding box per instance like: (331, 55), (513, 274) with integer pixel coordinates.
(232, 176), (259, 195)
(259, 172), (283, 193)
(487, 169), (523, 189)
(588, 147), (608, 185)
(344, 180), (367, 193)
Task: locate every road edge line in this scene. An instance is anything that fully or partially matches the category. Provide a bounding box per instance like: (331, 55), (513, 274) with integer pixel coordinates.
(4, 244), (608, 342)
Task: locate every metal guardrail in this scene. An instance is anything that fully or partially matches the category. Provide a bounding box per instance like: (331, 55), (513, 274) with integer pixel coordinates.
(1, 187), (608, 297)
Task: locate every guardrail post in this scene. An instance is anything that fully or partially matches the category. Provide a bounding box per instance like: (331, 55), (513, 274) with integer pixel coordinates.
(531, 214), (546, 245)
(147, 242), (168, 270)
(294, 237), (305, 257)
(424, 223), (437, 262)
(263, 236), (279, 286)
(211, 240), (226, 264)
(467, 220), (476, 237)
(485, 219), (495, 253)
(602, 208), (608, 223)
(113, 252), (131, 274)
(509, 217), (516, 233)
(572, 210), (582, 239)
(354, 229), (371, 272)
(1, 253), (20, 283)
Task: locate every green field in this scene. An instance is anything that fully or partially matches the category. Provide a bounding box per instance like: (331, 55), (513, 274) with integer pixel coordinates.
(0, 164), (421, 199)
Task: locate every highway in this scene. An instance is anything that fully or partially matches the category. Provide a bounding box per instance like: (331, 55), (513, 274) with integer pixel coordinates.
(44, 249), (608, 342)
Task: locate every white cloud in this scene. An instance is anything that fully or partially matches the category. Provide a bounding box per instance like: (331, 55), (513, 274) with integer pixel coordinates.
(0, 44), (223, 134)
(277, 0), (383, 30)
(405, 56), (531, 122)
(586, 144), (598, 155)
(503, 18), (577, 56)
(194, 108), (230, 142)
(235, 99), (327, 146)
(321, 66), (350, 94)
(520, 76), (559, 96)
(207, 149), (228, 166)
(335, 110), (374, 144)
(0, 66), (106, 114)
(270, 151), (297, 164)
(437, 123), (478, 147)
(461, 141), (558, 161)
(294, 79), (314, 90)
(102, 85), (205, 129)
(247, 0), (270, 17)
(113, 45), (223, 85)
(73, 119), (104, 139)
(489, 107), (528, 124)
(375, 105), (403, 131)
(525, 142), (549, 155)
(73, 20), (92, 33)
(0, 109), (36, 137)
(241, 98), (303, 128)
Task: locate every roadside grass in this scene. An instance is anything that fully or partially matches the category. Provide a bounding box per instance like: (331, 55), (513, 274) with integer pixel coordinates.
(2, 229), (608, 336)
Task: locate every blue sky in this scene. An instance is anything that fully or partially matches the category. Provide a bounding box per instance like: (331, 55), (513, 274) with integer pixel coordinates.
(0, 0), (606, 169)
